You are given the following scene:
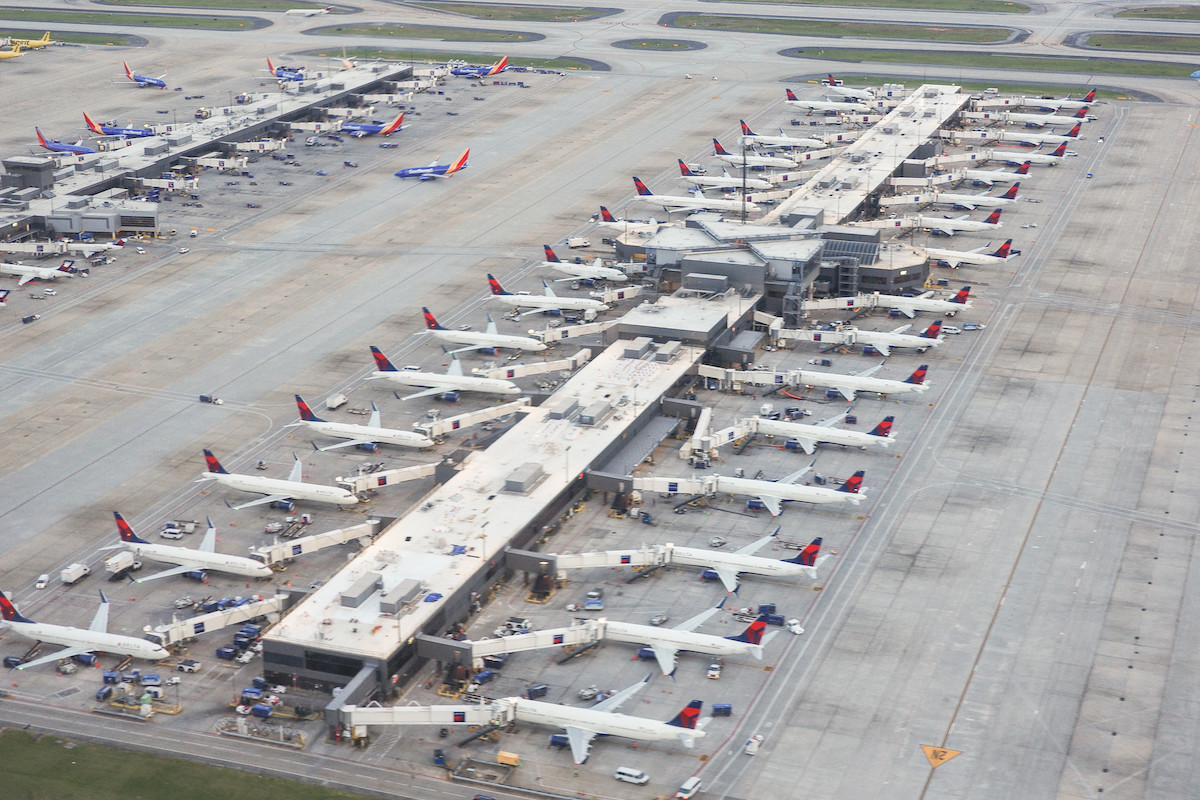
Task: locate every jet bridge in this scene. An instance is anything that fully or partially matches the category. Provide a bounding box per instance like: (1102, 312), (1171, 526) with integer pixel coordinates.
(411, 398), (530, 439)
(531, 319), (617, 344)
(344, 699), (503, 730)
(469, 620), (602, 659)
(336, 462), (439, 493)
(471, 349), (592, 380)
(253, 519), (382, 565)
(149, 594), (289, 646)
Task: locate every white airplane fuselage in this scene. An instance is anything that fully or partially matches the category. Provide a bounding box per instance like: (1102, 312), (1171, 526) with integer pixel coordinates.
(915, 215), (1001, 233)
(962, 168), (1024, 184)
(370, 370), (521, 397)
(546, 262), (628, 282)
(600, 620), (761, 659)
(715, 152), (796, 169)
(753, 417), (892, 450)
(666, 544), (815, 580)
(3, 263), (71, 282)
(996, 129), (1076, 145)
(926, 192), (1017, 208)
(740, 133), (826, 150)
(122, 541), (272, 578)
(714, 475), (862, 506)
(787, 99), (869, 113)
(681, 173), (772, 190)
(855, 328), (941, 353)
(431, 328), (547, 352)
(796, 368), (930, 397)
(509, 698), (705, 747)
(202, 471), (358, 505)
(874, 295), (972, 317)
(636, 194), (760, 213)
(304, 418), (434, 449)
(491, 294), (608, 313)
(921, 246), (1007, 268)
(4, 619), (168, 662)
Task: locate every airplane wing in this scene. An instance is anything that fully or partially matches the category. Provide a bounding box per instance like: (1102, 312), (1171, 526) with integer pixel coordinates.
(564, 726), (598, 764)
(930, 222), (961, 236)
(757, 494), (783, 517)
(815, 409), (850, 428)
(648, 645), (679, 676)
(891, 324), (912, 335)
(227, 493), (292, 510)
(16, 646), (92, 671)
(484, 315), (498, 336)
(709, 568), (741, 592)
(791, 436), (816, 455)
(855, 362), (885, 379)
(398, 387), (447, 402)
(448, 343), (497, 354)
(287, 455), (303, 483)
(519, 305), (560, 317)
(735, 527), (780, 556)
(89, 594), (110, 633)
(592, 674), (651, 713)
(834, 386), (857, 402)
(674, 602), (724, 633)
(891, 305), (917, 319)
(867, 341), (891, 357)
(198, 518), (217, 552)
(315, 437), (376, 451)
(446, 356), (464, 377)
(16, 273), (33, 286)
(367, 403), (381, 429)
(136, 564), (203, 583)
(756, 462), (814, 515)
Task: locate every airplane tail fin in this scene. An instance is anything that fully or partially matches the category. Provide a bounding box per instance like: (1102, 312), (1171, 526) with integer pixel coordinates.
(991, 237), (1013, 258)
(1002, 182), (1019, 200)
(666, 700), (703, 729)
(266, 56), (277, 76)
(599, 206), (617, 222)
(294, 394), (325, 423)
(869, 417), (894, 438)
(784, 537), (822, 567)
(0, 590), (33, 625)
(202, 449), (229, 474)
(422, 307), (447, 331)
(370, 345), (398, 372)
(632, 177), (653, 196)
(726, 616), (769, 645)
(921, 320), (942, 339)
(905, 365), (929, 385)
(114, 511), (150, 545)
(1083, 88), (1096, 103)
(542, 244), (560, 263)
(1066, 122), (1081, 138)
(445, 148), (469, 175)
(739, 119), (756, 137)
(786, 88), (798, 102)
(838, 471), (865, 494)
(677, 159), (693, 177)
(123, 60), (134, 79)
(488, 56), (509, 75)
(487, 273), (510, 296)
(34, 127), (48, 148)
(712, 138), (729, 156)
(1050, 141), (1068, 157)
(951, 286), (972, 304)
(1015, 161), (1031, 175)
(380, 111), (405, 135)
(1073, 106), (1087, 119)
(83, 112), (103, 135)
(984, 208), (1002, 225)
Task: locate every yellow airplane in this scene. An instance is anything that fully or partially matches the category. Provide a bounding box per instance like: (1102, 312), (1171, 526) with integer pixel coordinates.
(12, 32), (52, 49)
(0, 43), (22, 60)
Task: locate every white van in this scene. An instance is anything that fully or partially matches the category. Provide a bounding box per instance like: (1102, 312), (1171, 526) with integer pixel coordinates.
(675, 776), (702, 799)
(615, 767), (649, 785)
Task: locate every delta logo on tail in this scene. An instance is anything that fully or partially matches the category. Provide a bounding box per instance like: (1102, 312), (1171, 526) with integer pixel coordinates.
(838, 471), (865, 494)
(712, 138), (731, 156)
(993, 239), (1016, 258)
(295, 395), (323, 422)
(202, 449), (229, 474)
(1065, 123), (1081, 138)
(0, 590), (32, 624)
(921, 320), (942, 339)
(667, 700), (703, 729)
(1000, 182), (1020, 200)
(677, 160), (697, 177)
(487, 274), (511, 296)
(632, 177), (653, 196)
(370, 345), (399, 372)
(905, 365), (929, 385)
(786, 88), (799, 102)
(727, 617), (768, 645)
(984, 209), (1002, 225)
(599, 206), (618, 222)
(114, 511), (150, 544)
(788, 536), (823, 568)
(1082, 89), (1096, 103)
(422, 307), (448, 331)
(951, 286), (972, 304)
(542, 245), (561, 263)
(1015, 161), (1031, 175)
(869, 417), (894, 439)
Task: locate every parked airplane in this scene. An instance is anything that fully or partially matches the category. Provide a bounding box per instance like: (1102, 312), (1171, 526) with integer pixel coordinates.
(1025, 89), (1095, 112)
(368, 346), (521, 401)
(200, 450), (358, 510)
(487, 274), (609, 317)
(632, 178), (760, 214)
(285, 5), (331, 15)
(593, 206), (660, 235)
(785, 89), (869, 113)
(923, 240), (1018, 269)
(925, 182), (1021, 210)
(961, 162), (1029, 185)
(796, 362), (930, 401)
(11, 32), (52, 49)
(972, 108), (1089, 128)
(738, 120), (826, 150)
(395, 148), (469, 180)
(994, 123), (1081, 147)
(0, 589), (169, 670)
(112, 513), (272, 581)
(450, 56), (508, 79)
(751, 410), (894, 455)
(83, 112), (154, 139)
(715, 463), (866, 514)
(422, 307), (547, 353)
(267, 57), (306, 82)
(1000, 141), (1068, 166)
(123, 61), (166, 88)
(35, 127), (96, 155)
(341, 111), (405, 137)
(890, 208), (1002, 236)
(0, 43), (21, 59)
(291, 395), (435, 450)
(822, 74), (874, 101)
(2, 260), (79, 286)
(712, 139), (797, 169)
(540, 245), (628, 283)
(494, 603), (777, 677)
(872, 287), (972, 318)
(678, 160), (771, 191)
(856, 320), (943, 356)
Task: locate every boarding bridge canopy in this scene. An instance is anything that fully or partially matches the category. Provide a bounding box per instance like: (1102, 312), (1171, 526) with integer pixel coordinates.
(344, 701), (503, 728)
(412, 399), (530, 439)
(472, 350), (592, 380)
(254, 520), (381, 565)
(152, 594), (288, 646)
(336, 462), (438, 494)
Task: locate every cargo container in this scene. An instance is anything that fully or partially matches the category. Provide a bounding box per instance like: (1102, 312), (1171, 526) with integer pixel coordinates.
(251, 703), (273, 718)
(60, 563), (90, 584)
(215, 645), (238, 660)
(527, 683), (549, 699)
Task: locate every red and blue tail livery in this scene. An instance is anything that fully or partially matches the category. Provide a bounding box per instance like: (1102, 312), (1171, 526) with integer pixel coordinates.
(0, 589), (33, 624)
(838, 471), (865, 494)
(905, 365), (928, 386)
(921, 320), (942, 339)
(487, 274), (512, 296)
(370, 345), (399, 372)
(712, 138), (731, 157)
(422, 307), (449, 331)
(114, 511), (150, 544)
(952, 286), (972, 304)
(1001, 182), (1020, 200)
(727, 617), (768, 645)
(202, 449), (230, 474)
(784, 536), (823, 568)
(667, 700), (703, 729)
(542, 244), (561, 263)
(294, 395), (325, 423)
(632, 177), (654, 196)
(869, 417), (894, 438)
(599, 206), (618, 223)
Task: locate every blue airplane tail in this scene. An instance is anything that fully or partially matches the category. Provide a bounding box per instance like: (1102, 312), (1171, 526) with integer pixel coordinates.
(114, 512), (150, 544)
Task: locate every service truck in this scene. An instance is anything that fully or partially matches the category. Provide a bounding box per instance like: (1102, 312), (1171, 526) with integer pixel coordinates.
(61, 563), (90, 584)
(105, 551), (143, 580)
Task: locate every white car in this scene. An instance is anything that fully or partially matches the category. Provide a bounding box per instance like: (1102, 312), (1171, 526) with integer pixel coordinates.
(235, 704), (252, 716)
(35, 574), (49, 590)
(42, 289), (56, 296)
(235, 650), (256, 664)
(940, 326), (962, 335)
(744, 734), (765, 755)
(786, 618), (805, 635)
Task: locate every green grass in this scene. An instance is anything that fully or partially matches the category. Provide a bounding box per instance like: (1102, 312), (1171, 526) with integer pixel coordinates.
(666, 14), (1012, 43)
(1115, 6), (1200, 20)
(410, 2), (610, 21)
(0, 729), (372, 800)
(312, 23), (535, 41)
(1086, 33), (1200, 54)
(621, 38), (700, 50)
(330, 47), (594, 69)
(96, 0), (336, 10)
(787, 46), (1197, 77)
(709, 0), (1028, 11)
(0, 9), (259, 29)
(819, 75), (1130, 100)
(0, 30), (136, 45)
